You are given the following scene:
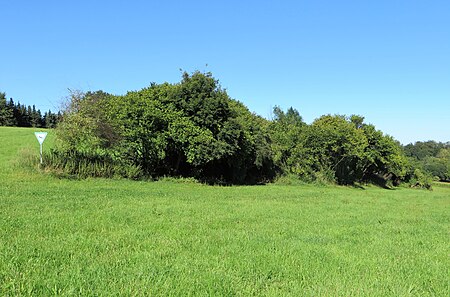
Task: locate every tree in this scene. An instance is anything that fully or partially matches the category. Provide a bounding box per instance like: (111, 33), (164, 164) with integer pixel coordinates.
(305, 115), (367, 184)
(43, 110), (58, 128)
(403, 141), (450, 181)
(51, 72), (276, 183)
(0, 92), (15, 126)
(360, 124), (408, 186)
(30, 105), (43, 127)
(271, 112), (409, 186)
(269, 106), (306, 175)
(404, 141), (445, 160)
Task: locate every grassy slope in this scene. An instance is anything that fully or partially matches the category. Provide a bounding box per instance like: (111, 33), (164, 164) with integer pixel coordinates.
(0, 127), (448, 296)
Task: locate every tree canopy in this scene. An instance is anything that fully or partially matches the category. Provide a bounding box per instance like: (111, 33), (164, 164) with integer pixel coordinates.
(51, 72), (274, 184)
(404, 141), (450, 182)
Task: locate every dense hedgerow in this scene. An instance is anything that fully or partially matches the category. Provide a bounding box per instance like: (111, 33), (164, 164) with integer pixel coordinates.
(38, 71), (429, 187)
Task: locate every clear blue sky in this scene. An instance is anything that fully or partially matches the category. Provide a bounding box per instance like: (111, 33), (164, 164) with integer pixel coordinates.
(1, 0), (449, 144)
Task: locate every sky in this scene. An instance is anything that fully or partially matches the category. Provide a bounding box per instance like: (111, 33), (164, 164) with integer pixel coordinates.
(1, 0), (449, 144)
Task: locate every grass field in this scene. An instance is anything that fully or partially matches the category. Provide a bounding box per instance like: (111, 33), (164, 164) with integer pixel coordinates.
(0, 126), (449, 296)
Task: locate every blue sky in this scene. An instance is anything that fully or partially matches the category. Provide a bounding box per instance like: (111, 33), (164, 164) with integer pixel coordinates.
(1, 0), (449, 144)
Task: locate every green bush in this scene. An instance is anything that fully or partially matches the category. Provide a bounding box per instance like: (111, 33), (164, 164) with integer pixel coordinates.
(408, 169), (433, 190)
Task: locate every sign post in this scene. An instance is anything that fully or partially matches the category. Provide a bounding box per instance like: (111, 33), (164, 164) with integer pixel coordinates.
(34, 132), (48, 164)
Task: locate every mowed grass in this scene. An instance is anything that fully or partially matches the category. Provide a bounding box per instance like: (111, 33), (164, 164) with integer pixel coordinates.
(0, 127), (448, 296)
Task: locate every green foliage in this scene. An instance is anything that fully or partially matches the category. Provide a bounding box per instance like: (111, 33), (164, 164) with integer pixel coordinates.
(306, 115), (367, 184)
(360, 124), (409, 186)
(0, 92), (15, 126)
(41, 72), (423, 187)
(404, 140), (447, 160)
(423, 156), (448, 181)
(270, 111), (409, 186)
(407, 168), (433, 190)
(404, 141), (450, 181)
(269, 106), (306, 174)
(50, 72), (274, 184)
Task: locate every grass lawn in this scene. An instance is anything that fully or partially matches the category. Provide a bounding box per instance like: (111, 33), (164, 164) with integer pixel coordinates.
(0, 126), (448, 296)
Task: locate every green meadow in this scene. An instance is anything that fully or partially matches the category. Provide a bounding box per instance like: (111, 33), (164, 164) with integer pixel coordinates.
(0, 126), (448, 296)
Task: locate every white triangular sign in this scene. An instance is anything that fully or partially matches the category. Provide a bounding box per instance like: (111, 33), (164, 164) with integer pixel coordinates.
(34, 132), (48, 145)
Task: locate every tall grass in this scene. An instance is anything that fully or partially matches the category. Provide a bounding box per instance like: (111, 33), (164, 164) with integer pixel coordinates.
(21, 150), (141, 179)
(42, 150), (116, 178)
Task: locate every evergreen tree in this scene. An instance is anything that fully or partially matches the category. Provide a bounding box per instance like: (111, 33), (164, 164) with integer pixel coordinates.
(30, 105), (42, 127)
(43, 110), (58, 128)
(0, 92), (15, 126)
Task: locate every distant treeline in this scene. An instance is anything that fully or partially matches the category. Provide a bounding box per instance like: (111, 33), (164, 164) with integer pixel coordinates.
(0, 92), (60, 128)
(37, 71), (440, 188)
(404, 141), (450, 182)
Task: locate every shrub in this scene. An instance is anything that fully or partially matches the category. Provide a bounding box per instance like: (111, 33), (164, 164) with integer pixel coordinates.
(408, 169), (433, 190)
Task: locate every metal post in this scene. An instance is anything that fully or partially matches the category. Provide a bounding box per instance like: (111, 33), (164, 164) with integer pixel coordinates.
(40, 143), (43, 164)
